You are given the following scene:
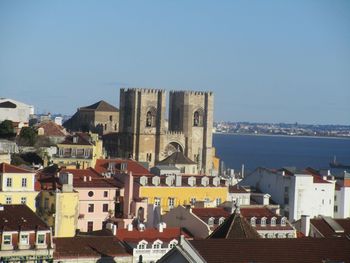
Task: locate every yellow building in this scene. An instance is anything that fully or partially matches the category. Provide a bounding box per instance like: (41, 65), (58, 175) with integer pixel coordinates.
(52, 132), (104, 169)
(0, 162), (38, 211)
(212, 147), (220, 176)
(137, 174), (228, 213)
(37, 172), (79, 237)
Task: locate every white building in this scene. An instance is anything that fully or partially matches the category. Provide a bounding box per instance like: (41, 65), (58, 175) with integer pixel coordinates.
(240, 167), (335, 222)
(0, 98), (34, 123)
(334, 171), (350, 218)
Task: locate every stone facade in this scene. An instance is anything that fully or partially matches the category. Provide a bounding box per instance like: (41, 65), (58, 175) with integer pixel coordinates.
(118, 88), (214, 174)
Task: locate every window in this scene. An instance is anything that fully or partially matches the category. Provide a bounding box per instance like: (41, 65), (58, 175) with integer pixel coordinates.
(103, 204), (108, 212)
(20, 234), (28, 244)
(109, 115), (113, 121)
(37, 234), (45, 244)
(169, 240), (178, 249)
(154, 197), (161, 206)
(261, 217), (267, 226)
(208, 217), (214, 226)
(334, 195), (337, 201)
(88, 191), (94, 197)
(88, 204), (94, 213)
(137, 241), (147, 249)
(281, 217), (287, 226)
(190, 197), (196, 205)
(168, 198), (175, 209)
(6, 178), (12, 187)
(104, 191), (108, 197)
(146, 112), (153, 127)
(3, 235), (11, 245)
(21, 197), (27, 204)
(104, 124), (107, 130)
(216, 198), (221, 206)
(322, 199), (324, 205)
(22, 178), (27, 187)
(334, 206), (338, 213)
(271, 217), (276, 226)
(204, 198), (210, 203)
(87, 221), (93, 232)
(6, 196), (12, 204)
(153, 241), (162, 249)
(250, 217), (256, 227)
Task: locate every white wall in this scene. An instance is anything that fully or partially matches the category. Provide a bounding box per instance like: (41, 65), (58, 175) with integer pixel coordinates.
(0, 99), (34, 123)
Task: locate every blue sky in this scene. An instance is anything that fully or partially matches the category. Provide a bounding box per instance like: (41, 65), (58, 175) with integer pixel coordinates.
(1, 0), (349, 124)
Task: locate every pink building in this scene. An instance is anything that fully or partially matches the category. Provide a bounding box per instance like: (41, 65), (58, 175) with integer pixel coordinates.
(59, 168), (120, 232)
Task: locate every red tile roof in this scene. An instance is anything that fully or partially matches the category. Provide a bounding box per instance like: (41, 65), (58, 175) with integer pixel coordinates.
(95, 159), (152, 176)
(54, 236), (130, 259)
(240, 207), (276, 218)
(0, 204), (50, 231)
(0, 162), (33, 173)
(192, 208), (230, 220)
(311, 218), (350, 237)
(189, 237), (350, 263)
(117, 227), (192, 243)
(36, 121), (67, 137)
(228, 184), (248, 193)
(59, 133), (93, 145)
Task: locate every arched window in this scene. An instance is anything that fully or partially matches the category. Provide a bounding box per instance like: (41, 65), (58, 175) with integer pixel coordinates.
(261, 217), (267, 226)
(193, 108), (204, 127)
(152, 240), (163, 249)
(146, 107), (157, 127)
(250, 217), (256, 227)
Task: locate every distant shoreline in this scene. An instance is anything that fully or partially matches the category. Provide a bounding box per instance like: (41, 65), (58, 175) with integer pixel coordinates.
(213, 132), (350, 140)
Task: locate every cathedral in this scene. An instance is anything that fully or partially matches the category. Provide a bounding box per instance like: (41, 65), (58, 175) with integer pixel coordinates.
(117, 88), (214, 174)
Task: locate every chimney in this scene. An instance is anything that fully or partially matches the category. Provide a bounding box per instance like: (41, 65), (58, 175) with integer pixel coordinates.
(83, 176), (87, 182)
(88, 176), (92, 181)
(158, 222), (166, 232)
(301, 215), (310, 237)
(127, 223), (133, 231)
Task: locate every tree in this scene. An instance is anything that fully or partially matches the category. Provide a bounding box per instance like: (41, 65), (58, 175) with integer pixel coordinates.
(0, 120), (15, 138)
(18, 127), (37, 146)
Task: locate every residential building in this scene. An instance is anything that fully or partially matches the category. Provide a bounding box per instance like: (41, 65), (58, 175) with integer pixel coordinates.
(150, 165), (181, 176)
(240, 167), (335, 221)
(240, 206), (296, 238)
(334, 171), (350, 218)
(0, 139), (19, 154)
(228, 184), (250, 205)
(36, 120), (69, 144)
(59, 168), (120, 232)
(116, 222), (192, 263)
(163, 206), (231, 239)
(94, 158), (153, 177)
(136, 174), (229, 214)
(0, 98), (34, 123)
(52, 132), (104, 169)
(159, 236), (350, 263)
(0, 204), (53, 262)
(36, 167), (79, 238)
(54, 236), (132, 263)
(0, 163), (38, 211)
(63, 100), (119, 135)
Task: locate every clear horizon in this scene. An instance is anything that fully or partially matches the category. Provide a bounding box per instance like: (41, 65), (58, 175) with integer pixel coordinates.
(1, 1), (349, 125)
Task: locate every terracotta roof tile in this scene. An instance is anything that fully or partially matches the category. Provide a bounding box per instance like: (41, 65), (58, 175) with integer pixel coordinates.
(189, 237), (350, 263)
(0, 204), (49, 231)
(79, 100), (118, 112)
(95, 159), (152, 176)
(36, 121), (67, 137)
(157, 151), (196, 165)
(228, 184), (248, 193)
(0, 162), (33, 173)
(311, 217), (350, 237)
(54, 236), (130, 259)
(117, 227), (192, 243)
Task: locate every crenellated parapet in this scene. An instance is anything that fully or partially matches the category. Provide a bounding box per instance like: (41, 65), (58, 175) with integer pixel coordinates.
(121, 87), (166, 94)
(170, 90), (213, 96)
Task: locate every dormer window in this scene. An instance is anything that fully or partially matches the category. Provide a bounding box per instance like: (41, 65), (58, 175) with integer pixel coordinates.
(73, 136), (78, 144)
(261, 217), (267, 226)
(201, 176), (209, 187)
(219, 217), (225, 225)
(169, 240), (178, 249)
(20, 234), (29, 245)
(152, 176), (160, 186)
(37, 234), (45, 244)
(152, 240), (163, 249)
(188, 177), (196, 186)
(137, 240), (148, 249)
(250, 217), (256, 227)
(281, 217), (287, 226)
(208, 217), (215, 226)
(140, 176), (148, 186)
(271, 217), (276, 226)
